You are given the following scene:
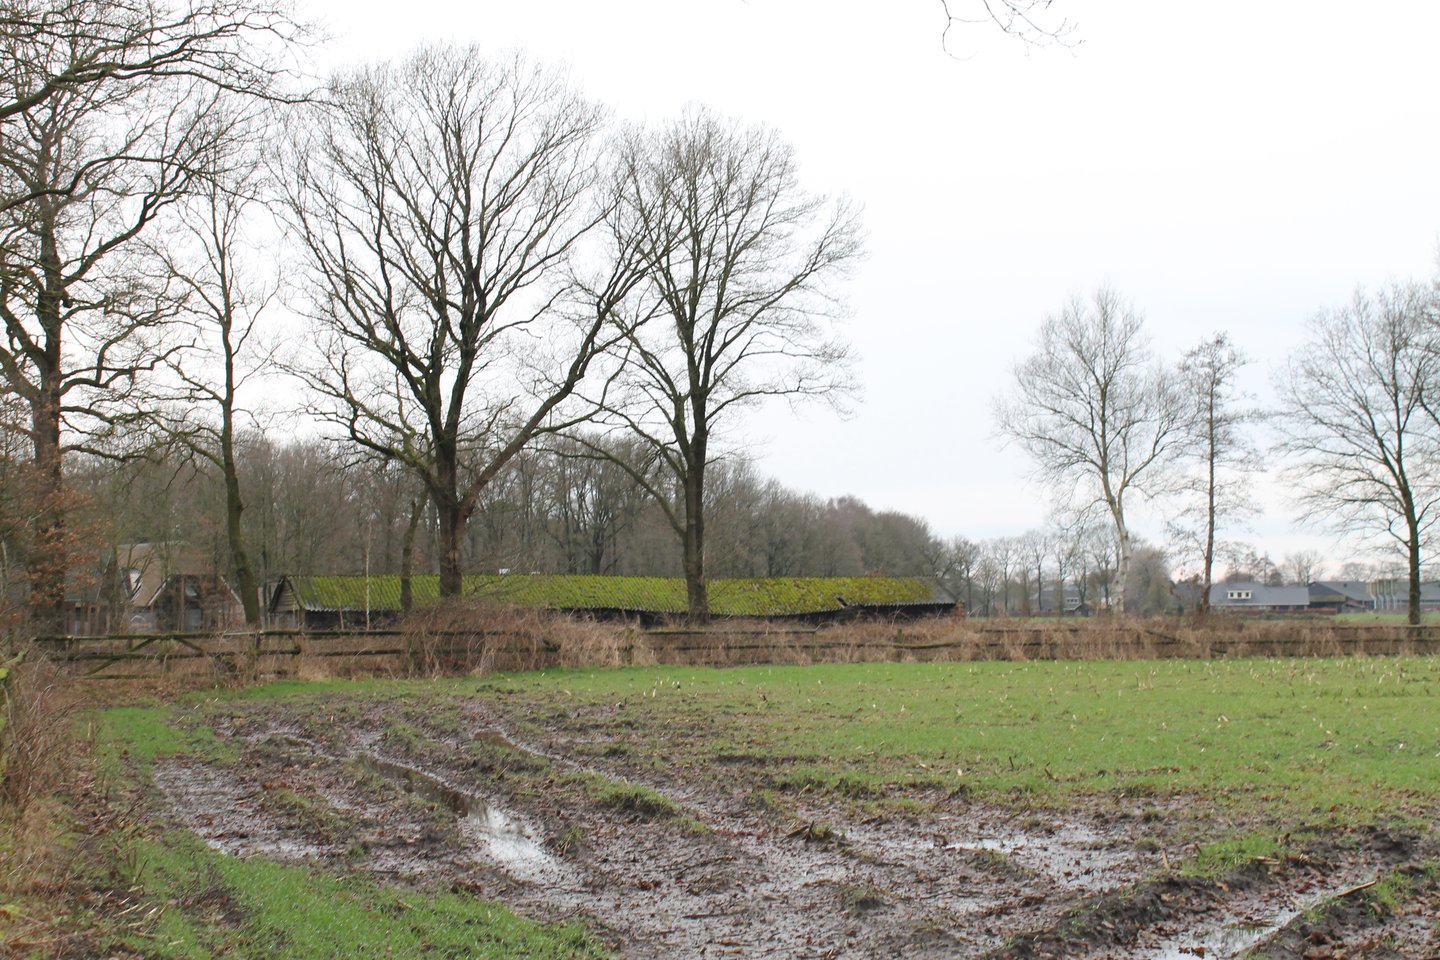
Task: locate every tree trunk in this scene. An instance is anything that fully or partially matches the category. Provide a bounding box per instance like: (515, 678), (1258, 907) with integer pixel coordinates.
(681, 468), (709, 626)
(1406, 507), (1422, 627)
(1198, 398), (1218, 618)
(222, 431), (260, 626)
(27, 267), (67, 633)
(1112, 508), (1132, 616)
(437, 498), (465, 599)
(400, 496), (424, 614)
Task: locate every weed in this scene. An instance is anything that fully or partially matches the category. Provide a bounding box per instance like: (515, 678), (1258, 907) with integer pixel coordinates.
(553, 824), (586, 855)
(837, 881), (888, 914)
(1180, 833), (1290, 878)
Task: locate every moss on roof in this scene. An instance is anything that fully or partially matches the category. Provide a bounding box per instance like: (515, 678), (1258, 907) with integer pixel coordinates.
(283, 574), (951, 618)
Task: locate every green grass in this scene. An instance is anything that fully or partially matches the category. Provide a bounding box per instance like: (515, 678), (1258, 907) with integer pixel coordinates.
(469, 656), (1440, 817)
(90, 706), (606, 960)
(1179, 833), (1293, 877)
(120, 829), (601, 959)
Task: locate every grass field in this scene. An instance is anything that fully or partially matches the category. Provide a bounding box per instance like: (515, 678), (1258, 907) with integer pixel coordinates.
(9, 654), (1440, 957)
(460, 656), (1440, 816)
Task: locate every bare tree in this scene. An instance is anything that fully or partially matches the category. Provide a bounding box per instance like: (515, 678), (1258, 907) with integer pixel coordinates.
(584, 108), (862, 624)
(0, 0), (301, 215)
(938, 0), (1078, 51)
(1277, 284), (1440, 625)
(937, 534), (980, 614)
(1169, 333), (1262, 615)
(1017, 528), (1048, 615)
(281, 48), (633, 598)
(995, 287), (1190, 608)
(148, 120), (274, 624)
(1283, 549), (1324, 586)
(0, 61), (221, 628)
(0, 0), (297, 630)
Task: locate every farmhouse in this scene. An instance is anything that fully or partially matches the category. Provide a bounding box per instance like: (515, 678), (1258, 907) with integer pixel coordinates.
(267, 574), (959, 629)
(1206, 581), (1310, 613)
(64, 542), (244, 635)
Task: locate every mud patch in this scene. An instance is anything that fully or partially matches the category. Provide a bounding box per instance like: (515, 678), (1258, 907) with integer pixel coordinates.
(352, 750), (571, 886)
(148, 697), (1440, 960)
(153, 760), (326, 861)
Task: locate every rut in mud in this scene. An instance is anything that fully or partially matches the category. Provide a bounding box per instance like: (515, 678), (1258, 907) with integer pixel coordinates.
(154, 699), (1440, 959)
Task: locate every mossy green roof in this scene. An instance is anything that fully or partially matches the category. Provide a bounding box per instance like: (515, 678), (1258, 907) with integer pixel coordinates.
(278, 574), (952, 618)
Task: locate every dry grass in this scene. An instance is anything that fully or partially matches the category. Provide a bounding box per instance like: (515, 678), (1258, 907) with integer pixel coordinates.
(33, 612), (1438, 687)
(0, 651), (127, 958)
(1, 652), (87, 814)
(396, 601), (649, 677)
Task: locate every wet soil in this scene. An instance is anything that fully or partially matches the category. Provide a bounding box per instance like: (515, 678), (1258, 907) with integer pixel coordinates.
(152, 698), (1440, 959)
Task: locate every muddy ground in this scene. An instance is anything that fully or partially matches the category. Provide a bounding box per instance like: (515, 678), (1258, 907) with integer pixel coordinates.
(149, 694), (1440, 959)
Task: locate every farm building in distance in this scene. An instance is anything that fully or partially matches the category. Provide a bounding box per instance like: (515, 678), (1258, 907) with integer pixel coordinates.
(65, 542), (244, 635)
(1210, 579), (1440, 614)
(1206, 582), (1311, 613)
(266, 574), (960, 628)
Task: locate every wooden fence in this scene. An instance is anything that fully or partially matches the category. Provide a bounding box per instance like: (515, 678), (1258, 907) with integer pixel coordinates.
(26, 618), (1440, 680)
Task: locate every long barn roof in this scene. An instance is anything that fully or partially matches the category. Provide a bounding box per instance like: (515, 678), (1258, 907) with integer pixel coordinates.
(271, 574), (955, 618)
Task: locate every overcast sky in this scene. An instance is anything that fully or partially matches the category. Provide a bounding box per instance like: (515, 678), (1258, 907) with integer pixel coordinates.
(297, 0), (1440, 573)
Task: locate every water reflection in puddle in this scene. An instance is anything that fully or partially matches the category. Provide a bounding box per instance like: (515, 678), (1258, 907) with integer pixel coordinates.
(1150, 913), (1296, 959)
(352, 750), (569, 885)
(945, 826), (1131, 889)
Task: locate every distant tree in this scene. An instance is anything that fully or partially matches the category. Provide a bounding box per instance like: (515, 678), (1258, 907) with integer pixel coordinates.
(1125, 543), (1174, 615)
(1283, 549), (1325, 586)
(996, 287), (1190, 609)
(1169, 333), (1262, 616)
(1219, 544), (1281, 586)
(1338, 560), (1375, 583)
(979, 536), (1012, 614)
(1276, 284), (1440, 625)
(1017, 529), (1048, 615)
(586, 107), (861, 624)
(541, 435), (653, 575)
(938, 534), (981, 614)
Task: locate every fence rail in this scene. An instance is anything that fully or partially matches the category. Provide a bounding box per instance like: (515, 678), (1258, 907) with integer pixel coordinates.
(23, 619), (1440, 680)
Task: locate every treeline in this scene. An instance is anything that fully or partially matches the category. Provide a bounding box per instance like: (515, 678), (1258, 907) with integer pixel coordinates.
(57, 435), (941, 587)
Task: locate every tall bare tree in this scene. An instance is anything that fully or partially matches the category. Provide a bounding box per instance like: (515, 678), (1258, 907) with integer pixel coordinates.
(585, 108), (862, 624)
(1169, 333), (1262, 615)
(1277, 284), (1440, 625)
(282, 47), (633, 597)
(148, 117), (274, 625)
(0, 0), (297, 630)
(995, 287), (1190, 607)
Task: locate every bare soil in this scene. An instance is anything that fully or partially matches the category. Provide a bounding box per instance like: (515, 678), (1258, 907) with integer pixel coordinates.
(151, 696), (1440, 959)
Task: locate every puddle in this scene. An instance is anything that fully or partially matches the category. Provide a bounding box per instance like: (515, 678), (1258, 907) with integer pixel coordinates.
(1140, 876), (1379, 960)
(943, 824), (1138, 889)
(353, 751), (570, 886)
(1148, 916), (1292, 960)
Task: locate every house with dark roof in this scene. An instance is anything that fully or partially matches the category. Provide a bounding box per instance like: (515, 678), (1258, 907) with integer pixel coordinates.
(1207, 582), (1311, 613)
(1310, 579), (1440, 614)
(1308, 581), (1377, 613)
